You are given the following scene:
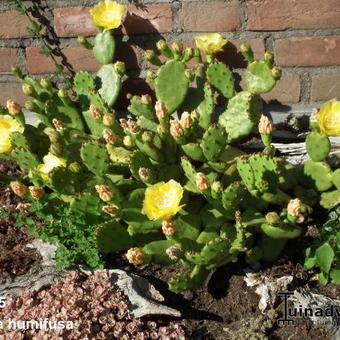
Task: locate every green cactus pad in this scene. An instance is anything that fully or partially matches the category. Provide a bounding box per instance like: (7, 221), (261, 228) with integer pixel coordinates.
(197, 83), (214, 129)
(259, 235), (287, 262)
(207, 63), (235, 98)
(260, 223), (302, 239)
(50, 167), (79, 195)
(143, 240), (176, 264)
(303, 160), (333, 192)
(137, 116), (159, 133)
(305, 132), (331, 162)
(80, 142), (110, 176)
(106, 145), (132, 165)
(181, 157), (197, 186)
(97, 64), (122, 108)
(97, 221), (133, 254)
(81, 110), (105, 137)
(128, 95), (156, 121)
(155, 60), (189, 113)
(182, 143), (205, 161)
(222, 182), (247, 213)
(10, 148), (39, 172)
(130, 151), (156, 183)
(237, 154), (279, 193)
(219, 91), (262, 143)
(320, 190), (340, 210)
(175, 214), (201, 241)
(201, 125), (227, 161)
(93, 31), (116, 65)
(196, 226), (220, 244)
(243, 61), (276, 94)
(74, 71), (95, 95)
(333, 169), (340, 190)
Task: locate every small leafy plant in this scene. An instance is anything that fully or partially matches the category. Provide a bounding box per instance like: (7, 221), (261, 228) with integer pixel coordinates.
(304, 206), (340, 285)
(0, 0), (339, 292)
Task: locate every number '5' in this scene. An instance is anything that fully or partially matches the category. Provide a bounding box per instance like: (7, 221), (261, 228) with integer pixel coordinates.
(0, 297), (6, 308)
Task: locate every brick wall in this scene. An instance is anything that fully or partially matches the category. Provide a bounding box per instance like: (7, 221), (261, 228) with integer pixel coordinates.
(1, 0), (340, 109)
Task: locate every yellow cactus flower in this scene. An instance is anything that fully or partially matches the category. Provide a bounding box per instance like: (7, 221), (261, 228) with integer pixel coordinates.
(195, 33), (227, 55)
(37, 153), (67, 180)
(90, 1), (126, 31)
(317, 99), (340, 136)
(143, 180), (184, 221)
(0, 115), (24, 154)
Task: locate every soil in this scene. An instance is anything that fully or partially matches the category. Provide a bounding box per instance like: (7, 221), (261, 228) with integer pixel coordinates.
(0, 161), (42, 282)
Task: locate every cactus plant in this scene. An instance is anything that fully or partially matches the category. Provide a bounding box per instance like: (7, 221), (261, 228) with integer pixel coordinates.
(1, 3), (338, 294)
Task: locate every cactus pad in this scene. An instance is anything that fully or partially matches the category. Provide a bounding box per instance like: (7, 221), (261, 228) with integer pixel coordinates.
(10, 148), (39, 172)
(306, 131), (331, 162)
(201, 125), (227, 161)
(97, 64), (122, 108)
(155, 60), (189, 113)
(93, 31), (116, 65)
(80, 142), (110, 176)
(320, 190), (340, 209)
(303, 160), (333, 192)
(243, 61), (276, 94)
(219, 91), (262, 143)
(207, 63), (235, 98)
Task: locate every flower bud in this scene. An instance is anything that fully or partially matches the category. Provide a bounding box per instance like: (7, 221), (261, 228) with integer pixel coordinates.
(211, 181), (223, 194)
(123, 135), (134, 148)
(141, 95), (152, 105)
(180, 112), (193, 129)
(58, 89), (68, 99)
(265, 212), (280, 224)
(22, 83), (34, 96)
(138, 167), (151, 181)
(144, 50), (162, 66)
(127, 119), (140, 134)
(29, 186), (44, 199)
(156, 39), (167, 52)
(52, 119), (64, 132)
(103, 129), (117, 145)
(119, 118), (129, 130)
(69, 162), (81, 173)
(25, 101), (36, 111)
(95, 185), (114, 202)
(240, 43), (251, 54)
(166, 246), (182, 260)
(155, 101), (168, 120)
(171, 41), (183, 54)
(40, 78), (52, 89)
(191, 110), (200, 121)
(11, 66), (23, 79)
(102, 113), (115, 127)
(10, 181), (28, 198)
(272, 67), (282, 80)
(6, 100), (21, 116)
(258, 115), (273, 135)
(287, 198), (305, 223)
(196, 172), (209, 191)
(89, 104), (101, 120)
(126, 248), (145, 266)
(102, 205), (119, 217)
(78, 36), (93, 49)
(170, 120), (184, 139)
(114, 61), (126, 75)
(142, 131), (153, 143)
(162, 220), (176, 237)
(264, 52), (274, 67)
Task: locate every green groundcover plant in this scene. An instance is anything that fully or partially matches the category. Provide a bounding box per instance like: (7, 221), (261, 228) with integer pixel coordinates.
(0, 1), (339, 292)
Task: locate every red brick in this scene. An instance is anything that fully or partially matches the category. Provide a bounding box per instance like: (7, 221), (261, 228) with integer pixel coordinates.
(123, 4), (172, 34)
(275, 37), (340, 67)
(247, 0), (340, 31)
(311, 75), (340, 101)
(0, 11), (30, 39)
(54, 7), (96, 37)
(0, 83), (28, 106)
(26, 43), (139, 74)
(0, 49), (20, 73)
(261, 75), (301, 104)
(54, 4), (172, 37)
(181, 1), (240, 32)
